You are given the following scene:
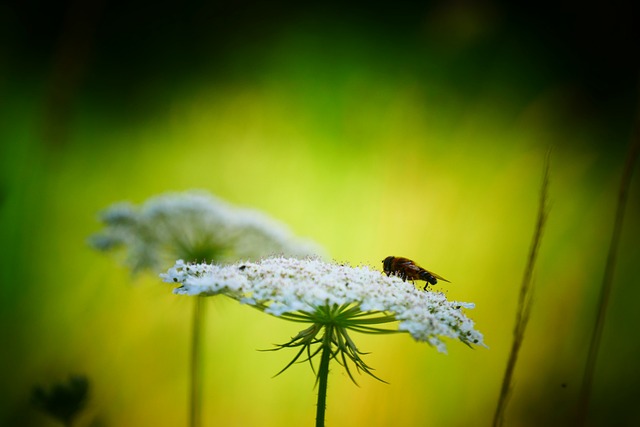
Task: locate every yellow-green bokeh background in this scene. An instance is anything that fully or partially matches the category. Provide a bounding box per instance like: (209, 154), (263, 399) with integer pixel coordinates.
(2, 3), (639, 426)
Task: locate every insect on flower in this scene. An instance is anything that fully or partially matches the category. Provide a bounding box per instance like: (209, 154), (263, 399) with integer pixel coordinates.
(382, 256), (450, 290)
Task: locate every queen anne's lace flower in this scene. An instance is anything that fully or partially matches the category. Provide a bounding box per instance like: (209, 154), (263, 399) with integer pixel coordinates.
(90, 191), (322, 272)
(162, 257), (485, 353)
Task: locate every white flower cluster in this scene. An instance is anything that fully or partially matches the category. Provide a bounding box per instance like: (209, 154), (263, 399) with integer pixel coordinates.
(161, 257), (485, 353)
(90, 191), (322, 272)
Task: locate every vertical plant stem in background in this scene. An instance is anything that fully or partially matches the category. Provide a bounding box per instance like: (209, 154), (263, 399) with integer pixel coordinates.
(316, 327), (332, 427)
(577, 112), (640, 426)
(190, 296), (206, 427)
(492, 152), (550, 427)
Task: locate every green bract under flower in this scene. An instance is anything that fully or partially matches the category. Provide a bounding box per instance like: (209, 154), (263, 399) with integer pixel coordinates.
(161, 257), (485, 353)
(90, 191), (322, 272)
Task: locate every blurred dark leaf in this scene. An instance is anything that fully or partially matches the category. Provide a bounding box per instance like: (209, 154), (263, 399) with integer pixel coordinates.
(31, 375), (89, 426)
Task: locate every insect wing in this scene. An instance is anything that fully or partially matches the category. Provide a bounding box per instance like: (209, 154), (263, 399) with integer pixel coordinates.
(426, 269), (450, 283)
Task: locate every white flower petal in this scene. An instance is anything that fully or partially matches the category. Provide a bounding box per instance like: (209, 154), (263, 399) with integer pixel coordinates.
(91, 191), (323, 272)
(164, 257), (485, 352)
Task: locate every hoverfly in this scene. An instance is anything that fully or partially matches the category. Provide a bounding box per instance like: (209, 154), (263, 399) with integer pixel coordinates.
(382, 256), (450, 290)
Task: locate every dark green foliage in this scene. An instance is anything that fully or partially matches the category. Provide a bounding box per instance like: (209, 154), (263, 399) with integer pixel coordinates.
(31, 375), (89, 426)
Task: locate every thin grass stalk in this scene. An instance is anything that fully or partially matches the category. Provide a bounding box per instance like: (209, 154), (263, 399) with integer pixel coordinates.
(190, 296), (206, 427)
(492, 151), (550, 427)
(316, 326), (333, 427)
(577, 110), (640, 426)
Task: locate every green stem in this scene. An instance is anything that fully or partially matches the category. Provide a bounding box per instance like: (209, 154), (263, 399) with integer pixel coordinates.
(190, 296), (205, 427)
(577, 107), (640, 426)
(492, 151), (549, 427)
(316, 326), (332, 427)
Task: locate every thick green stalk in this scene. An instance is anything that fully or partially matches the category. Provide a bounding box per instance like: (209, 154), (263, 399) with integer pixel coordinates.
(316, 326), (332, 427)
(190, 296), (205, 427)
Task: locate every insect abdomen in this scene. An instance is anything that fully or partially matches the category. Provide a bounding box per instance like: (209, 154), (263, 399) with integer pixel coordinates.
(419, 271), (438, 285)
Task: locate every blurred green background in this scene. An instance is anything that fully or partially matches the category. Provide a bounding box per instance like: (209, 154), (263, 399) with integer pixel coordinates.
(1, 1), (639, 426)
